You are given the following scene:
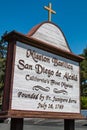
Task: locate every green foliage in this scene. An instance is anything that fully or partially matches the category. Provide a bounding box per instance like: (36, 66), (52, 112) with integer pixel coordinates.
(80, 60), (87, 81)
(0, 57), (6, 108)
(80, 48), (87, 109)
(81, 96), (87, 109)
(0, 58), (6, 89)
(0, 33), (7, 109)
(80, 48), (87, 96)
(0, 35), (8, 58)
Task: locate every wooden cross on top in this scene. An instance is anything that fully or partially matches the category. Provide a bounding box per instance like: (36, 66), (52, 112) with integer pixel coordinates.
(44, 3), (56, 21)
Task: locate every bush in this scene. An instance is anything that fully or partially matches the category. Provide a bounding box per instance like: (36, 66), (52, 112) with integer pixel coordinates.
(81, 96), (87, 109)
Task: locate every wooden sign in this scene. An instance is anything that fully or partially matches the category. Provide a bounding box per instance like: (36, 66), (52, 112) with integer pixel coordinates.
(0, 22), (83, 119)
(12, 41), (80, 113)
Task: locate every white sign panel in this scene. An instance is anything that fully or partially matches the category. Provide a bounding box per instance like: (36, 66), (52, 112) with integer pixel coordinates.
(11, 41), (80, 113)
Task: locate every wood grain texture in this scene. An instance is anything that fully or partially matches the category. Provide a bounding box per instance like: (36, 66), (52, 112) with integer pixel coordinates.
(2, 41), (16, 111)
(9, 110), (84, 119)
(31, 23), (70, 52)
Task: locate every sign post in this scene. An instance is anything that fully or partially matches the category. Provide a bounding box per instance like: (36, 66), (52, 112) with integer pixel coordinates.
(10, 118), (23, 130)
(64, 119), (75, 130)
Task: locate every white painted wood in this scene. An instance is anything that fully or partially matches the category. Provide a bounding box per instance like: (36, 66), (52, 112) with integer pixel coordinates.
(31, 23), (70, 52)
(11, 41), (80, 113)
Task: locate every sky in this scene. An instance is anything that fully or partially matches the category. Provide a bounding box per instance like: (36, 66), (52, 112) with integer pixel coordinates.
(0, 0), (87, 55)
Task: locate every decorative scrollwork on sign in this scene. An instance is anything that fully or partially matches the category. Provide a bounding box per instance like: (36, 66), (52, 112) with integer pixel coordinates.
(33, 85), (50, 92)
(53, 88), (68, 95)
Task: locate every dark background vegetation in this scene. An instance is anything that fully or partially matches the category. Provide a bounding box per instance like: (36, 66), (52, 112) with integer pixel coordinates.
(0, 33), (87, 110)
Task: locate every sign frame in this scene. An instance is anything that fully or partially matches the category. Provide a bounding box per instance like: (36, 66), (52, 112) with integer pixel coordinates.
(0, 31), (83, 119)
